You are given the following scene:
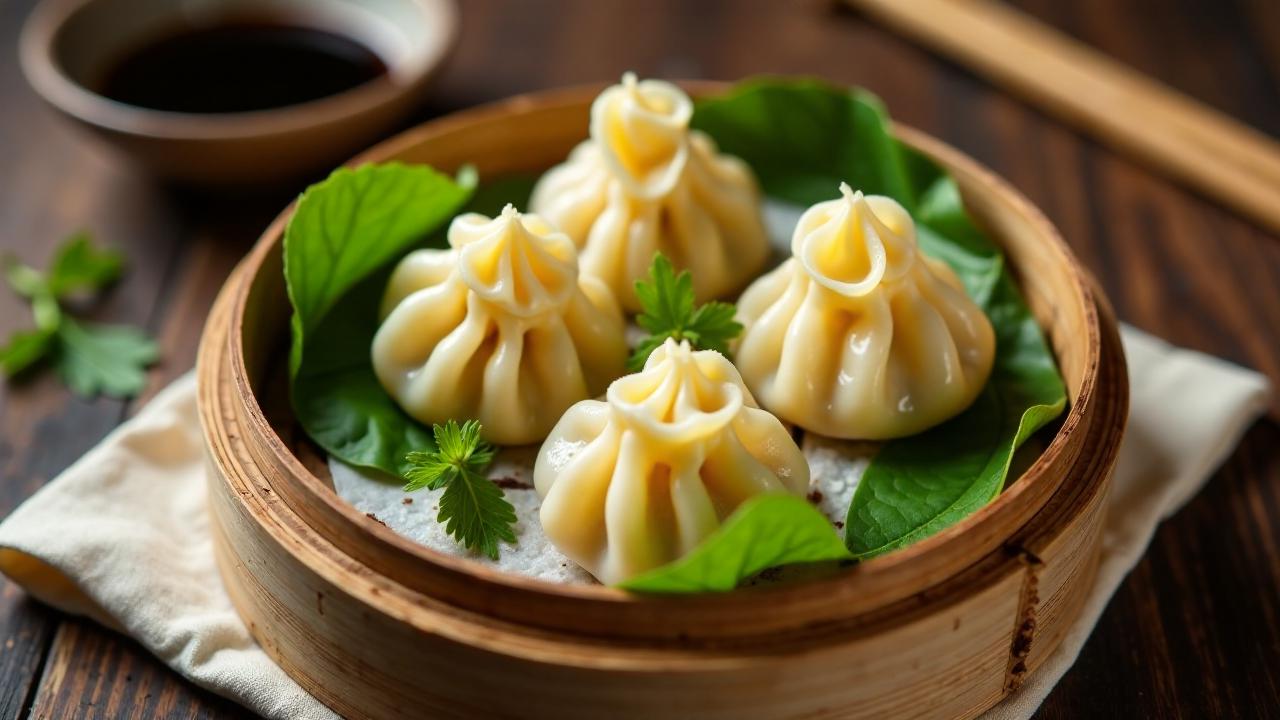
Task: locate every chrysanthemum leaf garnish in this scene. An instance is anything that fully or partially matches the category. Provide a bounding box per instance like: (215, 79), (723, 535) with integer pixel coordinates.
(403, 420), (515, 560)
(629, 253), (743, 370)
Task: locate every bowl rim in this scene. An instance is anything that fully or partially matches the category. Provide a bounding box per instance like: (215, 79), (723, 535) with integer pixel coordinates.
(17, 0), (458, 141)
(211, 81), (1103, 629)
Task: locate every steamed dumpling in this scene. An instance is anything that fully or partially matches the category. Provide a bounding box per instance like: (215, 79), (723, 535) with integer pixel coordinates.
(736, 184), (995, 440)
(534, 338), (809, 585)
(372, 205), (627, 446)
(530, 73), (770, 311)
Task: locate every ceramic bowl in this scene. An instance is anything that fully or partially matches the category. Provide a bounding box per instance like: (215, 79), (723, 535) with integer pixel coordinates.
(19, 0), (457, 185)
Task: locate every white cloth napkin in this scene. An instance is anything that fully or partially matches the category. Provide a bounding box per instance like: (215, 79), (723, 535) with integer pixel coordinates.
(0, 326), (1269, 720)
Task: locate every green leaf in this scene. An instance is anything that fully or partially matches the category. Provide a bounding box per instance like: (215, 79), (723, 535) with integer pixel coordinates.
(31, 293), (62, 332)
(51, 318), (158, 398)
(620, 495), (852, 593)
(693, 79), (1067, 560)
(46, 232), (124, 297)
(0, 328), (55, 376)
(634, 254), (694, 334)
(285, 163), (476, 375)
(685, 301), (742, 356)
(402, 420), (516, 560)
(284, 163), (479, 478)
(626, 335), (668, 374)
(403, 419), (496, 492)
(436, 461), (518, 560)
(693, 78), (916, 209)
(1, 233), (154, 398)
(4, 260), (48, 300)
(628, 254), (743, 370)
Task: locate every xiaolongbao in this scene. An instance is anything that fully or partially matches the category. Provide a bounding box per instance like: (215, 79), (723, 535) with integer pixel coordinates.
(534, 338), (809, 585)
(530, 73), (770, 311)
(736, 183), (996, 440)
(372, 205), (628, 446)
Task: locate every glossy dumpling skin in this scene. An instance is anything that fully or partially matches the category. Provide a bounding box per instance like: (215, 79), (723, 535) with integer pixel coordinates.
(372, 205), (628, 446)
(530, 73), (770, 311)
(534, 338), (809, 585)
(736, 184), (996, 440)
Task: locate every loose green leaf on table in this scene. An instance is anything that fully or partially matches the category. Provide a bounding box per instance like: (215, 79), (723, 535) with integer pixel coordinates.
(403, 420), (516, 560)
(693, 79), (1067, 561)
(0, 328), (55, 376)
(284, 162), (477, 478)
(629, 253), (743, 370)
(620, 494), (852, 593)
(0, 232), (156, 398)
(46, 231), (125, 297)
(52, 318), (159, 398)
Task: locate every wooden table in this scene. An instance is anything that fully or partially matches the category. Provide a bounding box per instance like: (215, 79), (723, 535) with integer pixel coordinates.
(1, 0), (1276, 717)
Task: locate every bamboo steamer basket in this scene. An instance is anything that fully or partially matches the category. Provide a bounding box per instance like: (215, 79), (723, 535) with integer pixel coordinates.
(197, 83), (1128, 719)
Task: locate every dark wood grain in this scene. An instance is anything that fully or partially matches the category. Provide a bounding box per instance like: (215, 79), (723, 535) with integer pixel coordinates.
(27, 619), (252, 720)
(0, 0), (1277, 717)
(0, 0), (177, 714)
(19, 208), (263, 719)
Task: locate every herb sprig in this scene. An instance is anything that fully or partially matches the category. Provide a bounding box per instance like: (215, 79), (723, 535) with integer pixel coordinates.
(629, 254), (743, 370)
(403, 420), (517, 560)
(0, 233), (158, 397)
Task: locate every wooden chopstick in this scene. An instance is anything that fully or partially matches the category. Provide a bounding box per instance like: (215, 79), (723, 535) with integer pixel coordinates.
(844, 0), (1280, 235)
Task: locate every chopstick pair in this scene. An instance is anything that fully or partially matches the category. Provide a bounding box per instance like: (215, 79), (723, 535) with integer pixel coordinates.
(845, 0), (1280, 235)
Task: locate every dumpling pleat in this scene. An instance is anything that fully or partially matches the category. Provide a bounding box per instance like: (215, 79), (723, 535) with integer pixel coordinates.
(371, 278), (467, 371)
(772, 282), (842, 424)
(669, 458), (720, 556)
(406, 309), (493, 423)
(604, 434), (673, 583)
(700, 430), (791, 516)
(666, 183), (724, 287)
(734, 261), (800, 394)
(893, 286), (967, 417)
(833, 294), (893, 435)
(379, 249), (458, 318)
(539, 426), (621, 575)
(563, 281), (628, 395)
(524, 322), (591, 419)
(731, 409), (811, 495)
(917, 262), (994, 380)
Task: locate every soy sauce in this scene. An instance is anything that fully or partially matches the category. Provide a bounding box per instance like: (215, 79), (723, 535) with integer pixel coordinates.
(97, 22), (388, 114)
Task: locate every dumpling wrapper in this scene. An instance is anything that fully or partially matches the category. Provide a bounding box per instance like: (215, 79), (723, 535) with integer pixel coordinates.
(534, 338), (809, 585)
(736, 183), (996, 439)
(530, 73), (771, 311)
(372, 205), (627, 446)
(341, 199), (863, 586)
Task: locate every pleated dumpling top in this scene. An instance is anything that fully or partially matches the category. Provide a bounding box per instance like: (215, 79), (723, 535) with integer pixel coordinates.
(736, 184), (996, 440)
(372, 205), (627, 446)
(534, 339), (809, 584)
(530, 73), (770, 311)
